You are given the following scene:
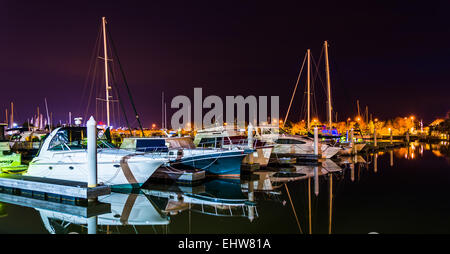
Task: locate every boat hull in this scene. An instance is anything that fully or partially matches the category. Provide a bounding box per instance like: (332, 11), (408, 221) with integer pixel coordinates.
(169, 150), (247, 177)
(25, 151), (166, 188)
(272, 144), (341, 159)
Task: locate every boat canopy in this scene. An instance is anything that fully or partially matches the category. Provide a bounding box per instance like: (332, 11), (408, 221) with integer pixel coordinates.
(47, 127), (114, 151)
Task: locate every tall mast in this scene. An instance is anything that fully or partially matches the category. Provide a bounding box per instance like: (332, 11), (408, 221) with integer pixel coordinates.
(307, 49), (311, 131)
(161, 92), (164, 129)
(324, 41), (332, 129)
(36, 107), (39, 129)
(102, 17), (111, 127)
(164, 102), (167, 130)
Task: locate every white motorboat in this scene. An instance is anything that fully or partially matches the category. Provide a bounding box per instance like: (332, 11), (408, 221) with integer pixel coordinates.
(269, 134), (342, 159)
(25, 127), (168, 188)
(194, 125), (274, 167)
(256, 126), (342, 159)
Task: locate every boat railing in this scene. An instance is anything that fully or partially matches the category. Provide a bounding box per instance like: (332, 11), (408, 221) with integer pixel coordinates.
(191, 203), (258, 218)
(118, 146), (171, 158)
(185, 195), (258, 218)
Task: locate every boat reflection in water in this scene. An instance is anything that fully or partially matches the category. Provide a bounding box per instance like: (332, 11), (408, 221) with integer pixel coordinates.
(143, 178), (257, 221)
(37, 191), (169, 234)
(241, 159), (342, 193)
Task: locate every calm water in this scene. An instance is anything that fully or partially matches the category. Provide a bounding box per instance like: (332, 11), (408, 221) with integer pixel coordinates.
(0, 142), (449, 234)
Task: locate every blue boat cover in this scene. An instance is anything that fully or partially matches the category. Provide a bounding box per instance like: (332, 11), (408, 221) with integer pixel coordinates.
(136, 139), (168, 152)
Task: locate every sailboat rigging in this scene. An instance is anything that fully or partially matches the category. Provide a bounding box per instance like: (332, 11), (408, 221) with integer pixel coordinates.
(283, 41), (341, 139)
(81, 17), (145, 136)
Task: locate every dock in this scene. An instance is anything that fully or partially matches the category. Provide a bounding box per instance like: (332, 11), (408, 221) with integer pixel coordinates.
(270, 153), (320, 163)
(0, 173), (111, 202)
(361, 141), (407, 153)
(0, 189), (111, 218)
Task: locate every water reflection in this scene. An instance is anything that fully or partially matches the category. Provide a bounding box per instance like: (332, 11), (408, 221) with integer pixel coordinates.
(395, 141), (450, 160)
(143, 179), (256, 221)
(242, 159), (342, 193)
(239, 159), (343, 234)
(0, 142), (449, 234)
(37, 191), (169, 234)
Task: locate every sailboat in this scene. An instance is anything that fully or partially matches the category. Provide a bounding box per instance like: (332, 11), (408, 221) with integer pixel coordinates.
(278, 45), (343, 159)
(307, 41), (341, 139)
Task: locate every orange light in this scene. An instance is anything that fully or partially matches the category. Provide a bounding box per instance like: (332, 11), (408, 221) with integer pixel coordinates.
(152, 123), (156, 128)
(410, 116), (415, 120)
(356, 117), (361, 121)
(374, 118), (378, 122)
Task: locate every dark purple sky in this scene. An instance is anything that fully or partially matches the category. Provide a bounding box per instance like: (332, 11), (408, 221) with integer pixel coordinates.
(1, 0), (449, 128)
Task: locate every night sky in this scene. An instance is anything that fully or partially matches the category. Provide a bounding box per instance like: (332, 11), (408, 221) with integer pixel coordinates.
(1, 0), (449, 128)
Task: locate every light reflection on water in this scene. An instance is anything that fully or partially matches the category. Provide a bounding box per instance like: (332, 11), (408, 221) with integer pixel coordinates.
(0, 142), (449, 234)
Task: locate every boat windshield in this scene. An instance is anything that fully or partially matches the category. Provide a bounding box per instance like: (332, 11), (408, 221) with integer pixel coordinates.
(48, 128), (114, 151)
